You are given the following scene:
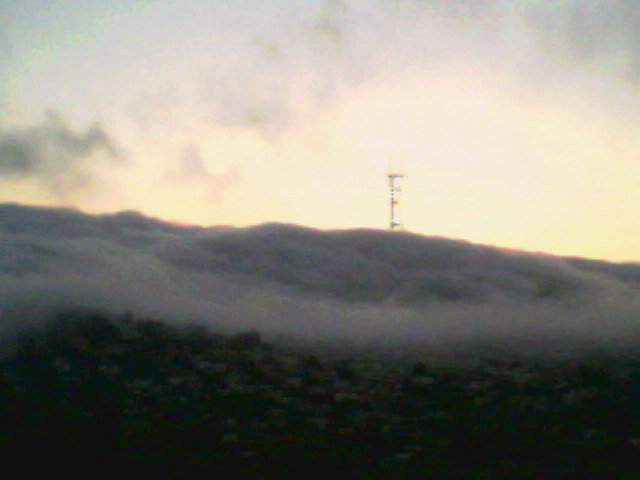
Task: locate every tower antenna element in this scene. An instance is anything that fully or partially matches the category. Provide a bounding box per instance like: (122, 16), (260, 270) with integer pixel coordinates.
(388, 170), (404, 230)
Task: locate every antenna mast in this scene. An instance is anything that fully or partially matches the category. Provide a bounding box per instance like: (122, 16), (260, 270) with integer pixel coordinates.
(388, 171), (404, 230)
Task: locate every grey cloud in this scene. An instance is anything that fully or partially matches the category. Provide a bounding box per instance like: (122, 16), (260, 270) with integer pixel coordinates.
(201, 1), (359, 134)
(164, 145), (239, 202)
(414, 0), (500, 18)
(126, 85), (184, 134)
(204, 55), (300, 133)
(1, 203), (640, 351)
(0, 110), (120, 198)
(522, 0), (640, 82)
(177, 146), (209, 178)
(0, 20), (14, 68)
(401, 0), (640, 84)
(313, 0), (348, 44)
(201, 0), (640, 135)
(0, 27), (12, 63)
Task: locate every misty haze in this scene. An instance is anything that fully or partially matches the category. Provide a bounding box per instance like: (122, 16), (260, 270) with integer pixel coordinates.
(3, 0), (640, 478)
(1, 202), (640, 352)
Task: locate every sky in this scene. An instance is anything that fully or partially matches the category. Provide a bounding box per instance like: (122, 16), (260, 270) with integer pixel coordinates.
(1, 0), (639, 261)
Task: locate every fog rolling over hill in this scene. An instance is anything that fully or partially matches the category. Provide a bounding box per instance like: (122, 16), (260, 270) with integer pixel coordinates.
(1, 202), (640, 349)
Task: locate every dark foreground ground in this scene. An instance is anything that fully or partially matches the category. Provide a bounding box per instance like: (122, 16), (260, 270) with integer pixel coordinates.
(1, 311), (639, 479)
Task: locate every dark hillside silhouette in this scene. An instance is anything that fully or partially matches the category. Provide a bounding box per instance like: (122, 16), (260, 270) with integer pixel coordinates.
(2, 310), (640, 478)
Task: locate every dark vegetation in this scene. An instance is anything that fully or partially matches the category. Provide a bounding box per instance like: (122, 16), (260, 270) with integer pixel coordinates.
(2, 310), (640, 478)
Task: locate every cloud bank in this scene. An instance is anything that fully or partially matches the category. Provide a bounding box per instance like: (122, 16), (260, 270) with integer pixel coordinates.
(1, 203), (639, 351)
(196, 0), (640, 135)
(0, 111), (120, 200)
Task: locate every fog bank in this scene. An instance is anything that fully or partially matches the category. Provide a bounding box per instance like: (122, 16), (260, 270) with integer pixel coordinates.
(1, 203), (639, 349)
